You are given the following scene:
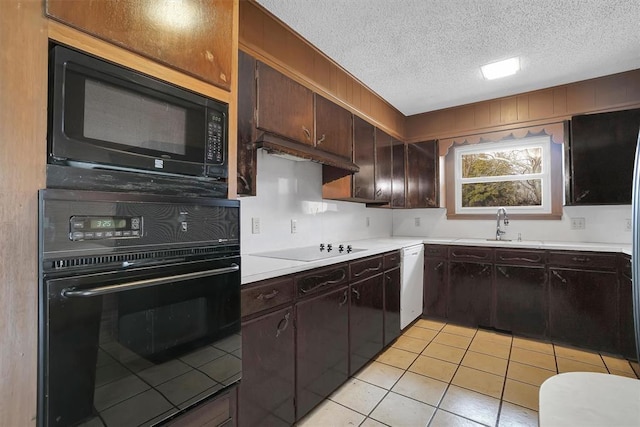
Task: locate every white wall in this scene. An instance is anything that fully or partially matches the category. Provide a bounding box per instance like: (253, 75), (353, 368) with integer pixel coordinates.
(392, 205), (632, 244)
(240, 150), (393, 254)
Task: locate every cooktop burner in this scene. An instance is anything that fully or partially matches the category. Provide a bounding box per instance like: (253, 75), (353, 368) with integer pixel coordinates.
(253, 243), (365, 262)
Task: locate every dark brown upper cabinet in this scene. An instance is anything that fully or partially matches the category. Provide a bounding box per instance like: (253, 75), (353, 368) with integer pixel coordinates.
(391, 139), (406, 208)
(237, 51), (257, 196)
(352, 116), (376, 200)
(256, 61), (315, 146)
(375, 129), (393, 203)
(567, 108), (640, 205)
(46, 0), (234, 90)
(406, 140), (439, 208)
(315, 95), (352, 159)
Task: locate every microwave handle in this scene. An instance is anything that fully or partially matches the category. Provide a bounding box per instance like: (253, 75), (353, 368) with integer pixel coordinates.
(61, 264), (239, 298)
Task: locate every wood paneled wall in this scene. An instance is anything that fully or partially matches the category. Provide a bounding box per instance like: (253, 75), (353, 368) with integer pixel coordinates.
(0, 1), (48, 425)
(406, 69), (640, 143)
(239, 1), (405, 139)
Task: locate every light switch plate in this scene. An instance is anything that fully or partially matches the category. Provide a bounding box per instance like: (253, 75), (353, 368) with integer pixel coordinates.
(252, 217), (260, 234)
(290, 219), (297, 234)
(570, 217), (585, 230)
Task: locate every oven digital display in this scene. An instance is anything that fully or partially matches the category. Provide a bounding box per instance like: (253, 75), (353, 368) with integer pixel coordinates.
(90, 218), (128, 229)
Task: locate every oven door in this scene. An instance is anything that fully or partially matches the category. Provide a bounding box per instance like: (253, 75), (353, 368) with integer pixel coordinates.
(41, 255), (241, 427)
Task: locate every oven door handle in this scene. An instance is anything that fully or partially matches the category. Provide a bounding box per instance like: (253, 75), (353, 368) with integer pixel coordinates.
(61, 264), (240, 298)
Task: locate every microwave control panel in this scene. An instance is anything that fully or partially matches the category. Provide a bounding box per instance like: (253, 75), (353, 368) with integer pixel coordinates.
(69, 216), (142, 241)
(206, 110), (225, 165)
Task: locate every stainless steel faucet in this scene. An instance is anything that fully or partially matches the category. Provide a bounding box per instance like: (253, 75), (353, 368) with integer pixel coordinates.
(496, 208), (509, 240)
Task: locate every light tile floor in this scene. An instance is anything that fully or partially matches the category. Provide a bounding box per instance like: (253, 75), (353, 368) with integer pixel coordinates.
(299, 319), (640, 427)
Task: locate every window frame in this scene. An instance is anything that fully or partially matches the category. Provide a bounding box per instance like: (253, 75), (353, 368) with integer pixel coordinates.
(454, 136), (552, 215)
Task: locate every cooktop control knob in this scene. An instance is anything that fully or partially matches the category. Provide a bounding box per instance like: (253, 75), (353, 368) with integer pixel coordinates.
(327, 243), (333, 252)
(320, 243), (325, 251)
(338, 244), (344, 253)
(347, 245), (352, 253)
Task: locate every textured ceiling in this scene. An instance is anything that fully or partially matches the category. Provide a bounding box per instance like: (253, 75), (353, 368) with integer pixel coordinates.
(255, 0), (640, 116)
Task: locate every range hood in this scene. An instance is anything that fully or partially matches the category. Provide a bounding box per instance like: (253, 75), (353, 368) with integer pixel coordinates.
(255, 133), (359, 182)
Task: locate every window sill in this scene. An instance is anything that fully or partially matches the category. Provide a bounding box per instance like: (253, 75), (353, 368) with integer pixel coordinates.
(445, 213), (562, 220)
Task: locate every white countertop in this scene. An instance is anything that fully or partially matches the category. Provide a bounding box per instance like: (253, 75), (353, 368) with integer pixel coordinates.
(539, 372), (640, 426)
(242, 237), (631, 285)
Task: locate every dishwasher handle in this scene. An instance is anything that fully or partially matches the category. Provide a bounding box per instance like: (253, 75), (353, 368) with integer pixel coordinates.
(62, 264), (240, 298)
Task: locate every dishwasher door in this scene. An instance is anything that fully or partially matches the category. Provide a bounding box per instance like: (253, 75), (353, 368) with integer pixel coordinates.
(401, 244), (425, 329)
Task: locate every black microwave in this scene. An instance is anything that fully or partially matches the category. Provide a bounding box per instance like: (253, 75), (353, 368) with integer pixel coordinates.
(48, 45), (228, 179)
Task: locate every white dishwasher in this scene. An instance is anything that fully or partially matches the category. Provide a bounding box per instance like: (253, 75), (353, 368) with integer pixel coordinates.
(401, 244), (424, 329)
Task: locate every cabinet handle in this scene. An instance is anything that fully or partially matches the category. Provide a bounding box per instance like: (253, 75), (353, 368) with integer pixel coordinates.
(317, 134), (326, 145)
(376, 188), (383, 197)
(575, 190), (590, 202)
(257, 289), (279, 301)
(299, 269), (347, 294)
(552, 270), (567, 284)
(352, 288), (361, 300)
(275, 311), (290, 338)
(497, 266), (510, 278)
(498, 255), (542, 263)
(354, 187), (361, 197)
(353, 262), (382, 277)
(481, 265), (491, 275)
(434, 261), (444, 271)
(451, 251), (487, 260)
(571, 256), (590, 263)
(302, 126), (311, 141)
(339, 289), (348, 307)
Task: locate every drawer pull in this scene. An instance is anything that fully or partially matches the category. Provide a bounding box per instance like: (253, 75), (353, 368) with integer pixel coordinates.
(499, 255), (541, 263)
(275, 311), (290, 338)
(257, 289), (279, 301)
(299, 269), (346, 294)
(352, 288), (360, 300)
(353, 262), (382, 277)
(552, 270), (567, 284)
(451, 251), (487, 260)
(571, 256), (590, 263)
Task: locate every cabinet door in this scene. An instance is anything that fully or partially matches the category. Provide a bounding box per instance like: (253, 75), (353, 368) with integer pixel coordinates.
(495, 265), (547, 337)
(239, 307), (295, 427)
(256, 62), (314, 146)
(315, 95), (352, 158)
(350, 275), (384, 374)
(237, 50), (257, 196)
(568, 108), (640, 204)
(448, 262), (492, 327)
(391, 140), (406, 208)
(374, 128), (393, 202)
(353, 116), (375, 200)
(296, 287), (349, 419)
(619, 267), (635, 359)
(549, 268), (618, 352)
(407, 140), (438, 208)
(46, 0), (233, 90)
(384, 267), (401, 346)
(424, 258), (447, 319)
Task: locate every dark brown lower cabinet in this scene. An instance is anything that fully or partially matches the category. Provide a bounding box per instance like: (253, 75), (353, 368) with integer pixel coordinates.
(238, 307), (295, 427)
(384, 267), (401, 346)
(549, 267), (618, 353)
(349, 274), (384, 375)
(448, 261), (492, 327)
(296, 286), (349, 419)
(619, 255), (636, 359)
(495, 264), (547, 337)
(423, 257), (447, 319)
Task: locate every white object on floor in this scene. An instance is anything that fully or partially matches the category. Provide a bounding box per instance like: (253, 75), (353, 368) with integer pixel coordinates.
(400, 244), (424, 329)
(539, 372), (640, 426)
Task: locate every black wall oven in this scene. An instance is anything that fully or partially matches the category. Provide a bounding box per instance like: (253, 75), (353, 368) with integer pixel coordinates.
(38, 190), (241, 427)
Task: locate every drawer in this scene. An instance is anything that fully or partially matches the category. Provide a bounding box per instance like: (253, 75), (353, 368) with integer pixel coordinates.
(242, 277), (294, 317)
(548, 251), (617, 270)
(296, 263), (349, 298)
(449, 246), (494, 262)
(424, 244), (446, 258)
(383, 251), (401, 269)
(350, 256), (384, 281)
(495, 249), (545, 266)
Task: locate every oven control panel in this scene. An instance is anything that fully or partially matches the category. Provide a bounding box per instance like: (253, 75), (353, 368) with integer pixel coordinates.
(69, 216), (142, 241)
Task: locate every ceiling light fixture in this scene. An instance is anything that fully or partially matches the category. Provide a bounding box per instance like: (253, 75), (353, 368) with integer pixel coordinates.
(481, 57), (520, 80)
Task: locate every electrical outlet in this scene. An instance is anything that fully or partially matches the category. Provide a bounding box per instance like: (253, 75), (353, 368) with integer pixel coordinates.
(414, 217), (421, 227)
(570, 217), (585, 230)
(366, 217), (370, 227)
(626, 218), (632, 232)
(290, 219), (297, 234)
(251, 217), (260, 234)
